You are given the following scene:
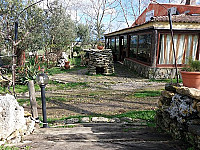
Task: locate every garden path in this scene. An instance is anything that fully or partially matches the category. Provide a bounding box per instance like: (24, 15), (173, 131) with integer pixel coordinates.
(9, 63), (191, 149)
(8, 123), (189, 150)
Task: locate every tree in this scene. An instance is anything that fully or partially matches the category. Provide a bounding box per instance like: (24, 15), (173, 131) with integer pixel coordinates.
(46, 0), (76, 52)
(82, 0), (117, 42)
(76, 23), (91, 45)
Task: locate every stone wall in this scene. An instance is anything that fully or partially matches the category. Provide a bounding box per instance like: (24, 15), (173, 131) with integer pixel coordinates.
(0, 94), (35, 145)
(124, 58), (179, 79)
(157, 84), (200, 149)
(87, 49), (114, 75)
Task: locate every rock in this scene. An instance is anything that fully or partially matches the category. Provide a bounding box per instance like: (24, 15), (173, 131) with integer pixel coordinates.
(91, 117), (109, 123)
(87, 49), (114, 75)
(159, 97), (171, 106)
(188, 125), (200, 136)
(81, 117), (90, 123)
(25, 117), (35, 135)
(158, 99), (163, 108)
(165, 83), (177, 92)
(24, 111), (32, 117)
(196, 102), (200, 112)
(109, 118), (120, 123)
(0, 94), (26, 142)
(121, 117), (133, 122)
(176, 86), (200, 100)
(66, 118), (79, 124)
(188, 119), (200, 125)
(161, 90), (175, 99)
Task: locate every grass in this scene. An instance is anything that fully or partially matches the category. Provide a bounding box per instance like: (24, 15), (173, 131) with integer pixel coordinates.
(47, 58), (86, 75)
(64, 110), (156, 122)
(55, 125), (76, 128)
(69, 57), (81, 66)
(112, 110), (156, 122)
(17, 98), (30, 106)
(47, 66), (86, 76)
(0, 84), (40, 94)
(42, 110), (156, 126)
(133, 90), (161, 98)
(149, 78), (182, 83)
(17, 96), (72, 106)
(0, 146), (30, 150)
(48, 81), (89, 90)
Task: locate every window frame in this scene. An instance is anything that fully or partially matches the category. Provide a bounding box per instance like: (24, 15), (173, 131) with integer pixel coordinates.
(156, 31), (200, 67)
(128, 32), (153, 65)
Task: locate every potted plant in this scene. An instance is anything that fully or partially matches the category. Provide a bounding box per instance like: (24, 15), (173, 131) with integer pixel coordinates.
(180, 59), (200, 90)
(64, 61), (70, 69)
(97, 42), (104, 50)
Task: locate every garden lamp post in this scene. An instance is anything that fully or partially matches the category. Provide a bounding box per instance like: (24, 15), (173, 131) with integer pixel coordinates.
(36, 72), (49, 128)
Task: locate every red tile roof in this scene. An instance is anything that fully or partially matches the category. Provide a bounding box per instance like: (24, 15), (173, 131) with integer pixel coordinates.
(152, 14), (200, 23)
(132, 3), (200, 26)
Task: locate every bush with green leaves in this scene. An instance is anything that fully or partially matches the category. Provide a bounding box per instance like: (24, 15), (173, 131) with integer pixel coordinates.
(182, 59), (200, 72)
(16, 56), (46, 85)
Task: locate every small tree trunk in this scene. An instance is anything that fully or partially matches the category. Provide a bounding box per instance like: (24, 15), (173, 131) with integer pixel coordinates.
(28, 80), (38, 119)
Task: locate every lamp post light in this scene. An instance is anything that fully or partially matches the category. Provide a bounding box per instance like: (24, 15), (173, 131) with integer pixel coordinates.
(36, 72), (49, 128)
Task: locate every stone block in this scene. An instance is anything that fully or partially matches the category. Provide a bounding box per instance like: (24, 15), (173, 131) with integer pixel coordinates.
(91, 117), (109, 123)
(176, 86), (200, 100)
(188, 125), (200, 136)
(188, 119), (200, 125)
(81, 117), (90, 123)
(120, 117), (133, 122)
(157, 98), (163, 108)
(66, 118), (79, 124)
(0, 94), (26, 141)
(110, 117), (120, 123)
(197, 102), (200, 112)
(161, 90), (175, 99)
(165, 83), (177, 92)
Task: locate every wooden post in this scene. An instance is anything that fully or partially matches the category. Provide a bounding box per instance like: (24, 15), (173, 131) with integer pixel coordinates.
(28, 80), (38, 119)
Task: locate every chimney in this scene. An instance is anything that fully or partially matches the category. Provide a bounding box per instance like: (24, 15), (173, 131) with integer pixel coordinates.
(150, 0), (157, 3)
(185, 0), (196, 5)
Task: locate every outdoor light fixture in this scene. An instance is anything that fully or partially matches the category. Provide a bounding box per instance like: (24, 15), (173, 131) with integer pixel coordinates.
(36, 73), (49, 86)
(36, 72), (49, 128)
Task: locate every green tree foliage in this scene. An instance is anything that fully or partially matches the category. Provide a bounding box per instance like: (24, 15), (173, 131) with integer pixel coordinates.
(47, 0), (76, 52)
(76, 23), (90, 44)
(0, 0), (77, 66)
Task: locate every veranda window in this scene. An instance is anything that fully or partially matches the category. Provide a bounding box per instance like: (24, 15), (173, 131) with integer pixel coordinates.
(116, 37), (120, 55)
(130, 35), (138, 58)
(105, 38), (110, 49)
(137, 34), (152, 63)
(158, 34), (199, 65)
(111, 37), (115, 52)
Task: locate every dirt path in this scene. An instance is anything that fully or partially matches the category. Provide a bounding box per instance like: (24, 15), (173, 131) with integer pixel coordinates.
(20, 63), (165, 119)
(10, 63), (191, 150)
(9, 123), (189, 150)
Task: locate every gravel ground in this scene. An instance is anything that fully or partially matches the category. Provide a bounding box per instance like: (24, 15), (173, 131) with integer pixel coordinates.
(22, 62), (165, 119)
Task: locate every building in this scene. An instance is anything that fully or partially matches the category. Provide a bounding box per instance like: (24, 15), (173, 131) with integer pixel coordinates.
(104, 1), (200, 79)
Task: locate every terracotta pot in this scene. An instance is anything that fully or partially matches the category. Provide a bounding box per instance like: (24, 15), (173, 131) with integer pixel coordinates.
(97, 46), (104, 50)
(181, 71), (200, 90)
(64, 61), (70, 69)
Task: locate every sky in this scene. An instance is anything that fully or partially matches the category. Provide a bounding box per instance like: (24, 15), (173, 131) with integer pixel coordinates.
(38, 0), (200, 34)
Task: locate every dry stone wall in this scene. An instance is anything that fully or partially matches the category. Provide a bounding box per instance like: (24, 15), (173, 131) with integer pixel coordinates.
(124, 58), (179, 79)
(87, 49), (114, 75)
(156, 84), (200, 149)
(0, 94), (35, 145)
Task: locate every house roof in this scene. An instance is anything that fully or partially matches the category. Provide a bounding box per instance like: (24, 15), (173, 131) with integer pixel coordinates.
(105, 3), (200, 37)
(132, 3), (200, 26)
(152, 14), (200, 23)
